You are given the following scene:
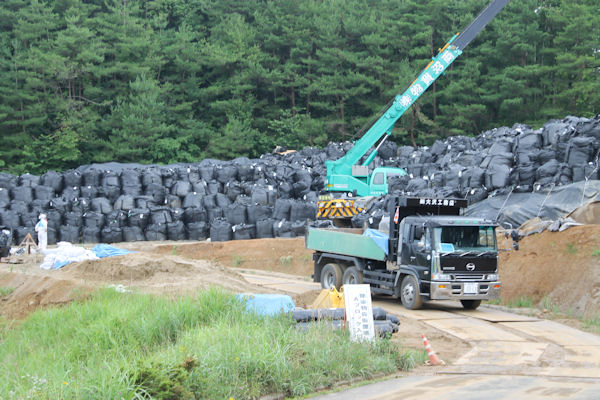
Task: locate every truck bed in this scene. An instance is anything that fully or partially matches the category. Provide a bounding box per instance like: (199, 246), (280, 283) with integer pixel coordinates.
(305, 227), (387, 261)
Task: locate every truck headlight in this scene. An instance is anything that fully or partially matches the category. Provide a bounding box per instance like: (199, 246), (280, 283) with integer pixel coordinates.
(433, 273), (452, 281)
(486, 274), (498, 281)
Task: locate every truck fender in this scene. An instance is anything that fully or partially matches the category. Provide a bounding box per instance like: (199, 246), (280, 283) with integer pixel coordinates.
(394, 267), (422, 297)
(315, 252), (365, 269)
(313, 252), (366, 282)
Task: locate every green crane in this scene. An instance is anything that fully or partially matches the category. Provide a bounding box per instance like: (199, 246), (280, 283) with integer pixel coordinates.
(324, 0), (511, 198)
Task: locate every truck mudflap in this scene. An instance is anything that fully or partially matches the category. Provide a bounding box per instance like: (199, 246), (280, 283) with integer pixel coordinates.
(429, 280), (501, 300)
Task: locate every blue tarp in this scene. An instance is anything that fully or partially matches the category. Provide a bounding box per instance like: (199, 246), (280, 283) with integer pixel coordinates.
(235, 294), (295, 316)
(363, 229), (389, 254)
(91, 244), (135, 258)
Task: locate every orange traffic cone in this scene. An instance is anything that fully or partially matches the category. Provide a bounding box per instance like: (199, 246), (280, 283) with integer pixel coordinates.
(421, 333), (445, 366)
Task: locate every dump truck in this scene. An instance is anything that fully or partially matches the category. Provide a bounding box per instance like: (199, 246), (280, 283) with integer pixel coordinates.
(306, 197), (501, 310)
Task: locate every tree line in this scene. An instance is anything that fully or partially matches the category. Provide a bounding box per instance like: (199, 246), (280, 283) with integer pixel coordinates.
(0, 0), (598, 174)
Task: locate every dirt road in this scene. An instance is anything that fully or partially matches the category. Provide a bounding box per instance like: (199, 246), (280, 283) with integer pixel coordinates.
(233, 271), (600, 399)
(220, 264), (600, 398)
(307, 298), (600, 399)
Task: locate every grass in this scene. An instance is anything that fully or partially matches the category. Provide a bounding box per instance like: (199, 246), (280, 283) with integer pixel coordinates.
(592, 249), (600, 257)
(582, 317), (600, 335)
(485, 298), (502, 305)
(232, 254), (246, 267)
(541, 296), (560, 314)
(0, 286), (14, 297)
(280, 255), (293, 267)
(567, 242), (578, 254)
(171, 245), (178, 255)
(507, 296), (535, 308)
(0, 287), (419, 399)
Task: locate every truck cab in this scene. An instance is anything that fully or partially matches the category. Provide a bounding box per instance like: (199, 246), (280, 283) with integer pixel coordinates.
(396, 216), (500, 309)
(368, 167), (407, 196)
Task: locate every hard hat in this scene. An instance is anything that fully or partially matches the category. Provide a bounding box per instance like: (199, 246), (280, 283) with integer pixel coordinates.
(39, 213), (47, 220)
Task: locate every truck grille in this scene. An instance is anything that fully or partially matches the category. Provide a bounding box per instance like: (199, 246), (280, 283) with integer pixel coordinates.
(453, 274), (484, 280)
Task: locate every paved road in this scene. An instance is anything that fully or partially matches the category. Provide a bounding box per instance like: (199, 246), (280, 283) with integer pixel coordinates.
(242, 270), (600, 399)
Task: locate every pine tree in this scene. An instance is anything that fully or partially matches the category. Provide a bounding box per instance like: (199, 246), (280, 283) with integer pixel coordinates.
(109, 74), (174, 163)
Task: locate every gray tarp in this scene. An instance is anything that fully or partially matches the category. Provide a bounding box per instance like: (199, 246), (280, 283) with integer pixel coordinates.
(465, 180), (600, 227)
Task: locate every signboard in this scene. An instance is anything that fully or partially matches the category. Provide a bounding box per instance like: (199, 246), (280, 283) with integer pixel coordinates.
(343, 284), (375, 342)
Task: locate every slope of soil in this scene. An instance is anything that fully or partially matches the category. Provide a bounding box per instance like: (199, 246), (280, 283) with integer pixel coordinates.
(0, 272), (93, 319)
(498, 224), (600, 318)
(0, 252), (283, 319)
(153, 238), (314, 276)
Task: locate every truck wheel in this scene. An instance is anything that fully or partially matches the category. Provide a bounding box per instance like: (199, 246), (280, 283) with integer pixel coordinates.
(460, 300), (481, 310)
(342, 266), (363, 285)
(321, 263), (343, 289)
(400, 275), (423, 310)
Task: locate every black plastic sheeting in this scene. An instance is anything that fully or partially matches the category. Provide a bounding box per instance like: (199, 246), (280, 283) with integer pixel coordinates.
(1, 115), (600, 244)
(464, 180), (600, 228)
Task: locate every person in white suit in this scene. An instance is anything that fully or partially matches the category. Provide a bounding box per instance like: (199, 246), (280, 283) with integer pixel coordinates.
(35, 213), (48, 250)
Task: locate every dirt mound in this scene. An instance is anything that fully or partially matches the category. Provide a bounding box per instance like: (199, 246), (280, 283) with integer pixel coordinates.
(153, 238), (314, 276)
(0, 250), (286, 319)
(499, 224), (600, 318)
(0, 273), (93, 319)
(65, 253), (194, 281)
(55, 252), (280, 297)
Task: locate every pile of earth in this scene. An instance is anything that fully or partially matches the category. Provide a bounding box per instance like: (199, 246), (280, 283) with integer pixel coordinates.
(498, 224), (600, 319)
(0, 252), (282, 319)
(0, 115), (599, 244)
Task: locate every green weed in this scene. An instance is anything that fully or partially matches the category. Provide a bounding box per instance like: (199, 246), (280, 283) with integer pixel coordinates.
(0, 316), (14, 334)
(0, 286), (14, 297)
(280, 255), (293, 267)
(567, 243), (578, 254)
(68, 287), (86, 301)
(507, 296), (534, 308)
(486, 298), (502, 305)
(581, 317), (600, 335)
(171, 245), (178, 255)
(232, 255), (245, 267)
(541, 296), (560, 314)
(0, 288), (416, 399)
(592, 249), (600, 257)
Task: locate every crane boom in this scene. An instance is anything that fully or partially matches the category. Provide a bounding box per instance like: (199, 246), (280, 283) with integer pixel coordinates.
(325, 0), (510, 197)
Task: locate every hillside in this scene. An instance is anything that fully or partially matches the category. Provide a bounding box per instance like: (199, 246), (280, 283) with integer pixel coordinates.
(1, 0), (598, 174)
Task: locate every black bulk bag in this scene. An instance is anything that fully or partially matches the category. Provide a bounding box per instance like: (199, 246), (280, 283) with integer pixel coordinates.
(122, 226), (145, 242)
(187, 221), (209, 240)
(210, 218), (232, 242)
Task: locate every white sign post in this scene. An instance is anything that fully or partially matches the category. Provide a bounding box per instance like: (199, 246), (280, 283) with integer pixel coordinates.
(343, 284), (375, 342)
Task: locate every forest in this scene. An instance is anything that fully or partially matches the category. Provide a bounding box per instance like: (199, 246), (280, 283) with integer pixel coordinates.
(0, 0), (598, 174)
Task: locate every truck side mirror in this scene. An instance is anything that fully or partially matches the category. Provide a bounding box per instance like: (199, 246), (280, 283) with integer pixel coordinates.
(414, 225), (424, 238)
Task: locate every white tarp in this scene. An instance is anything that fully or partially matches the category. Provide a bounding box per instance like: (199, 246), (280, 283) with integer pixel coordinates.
(40, 242), (98, 270)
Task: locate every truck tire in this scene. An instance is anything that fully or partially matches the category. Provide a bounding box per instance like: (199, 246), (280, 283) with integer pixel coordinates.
(321, 263), (343, 289)
(400, 275), (423, 310)
(460, 300), (481, 310)
(342, 266), (363, 285)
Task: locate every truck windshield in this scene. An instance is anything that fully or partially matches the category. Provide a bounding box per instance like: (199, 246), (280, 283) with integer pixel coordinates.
(433, 226), (496, 253)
